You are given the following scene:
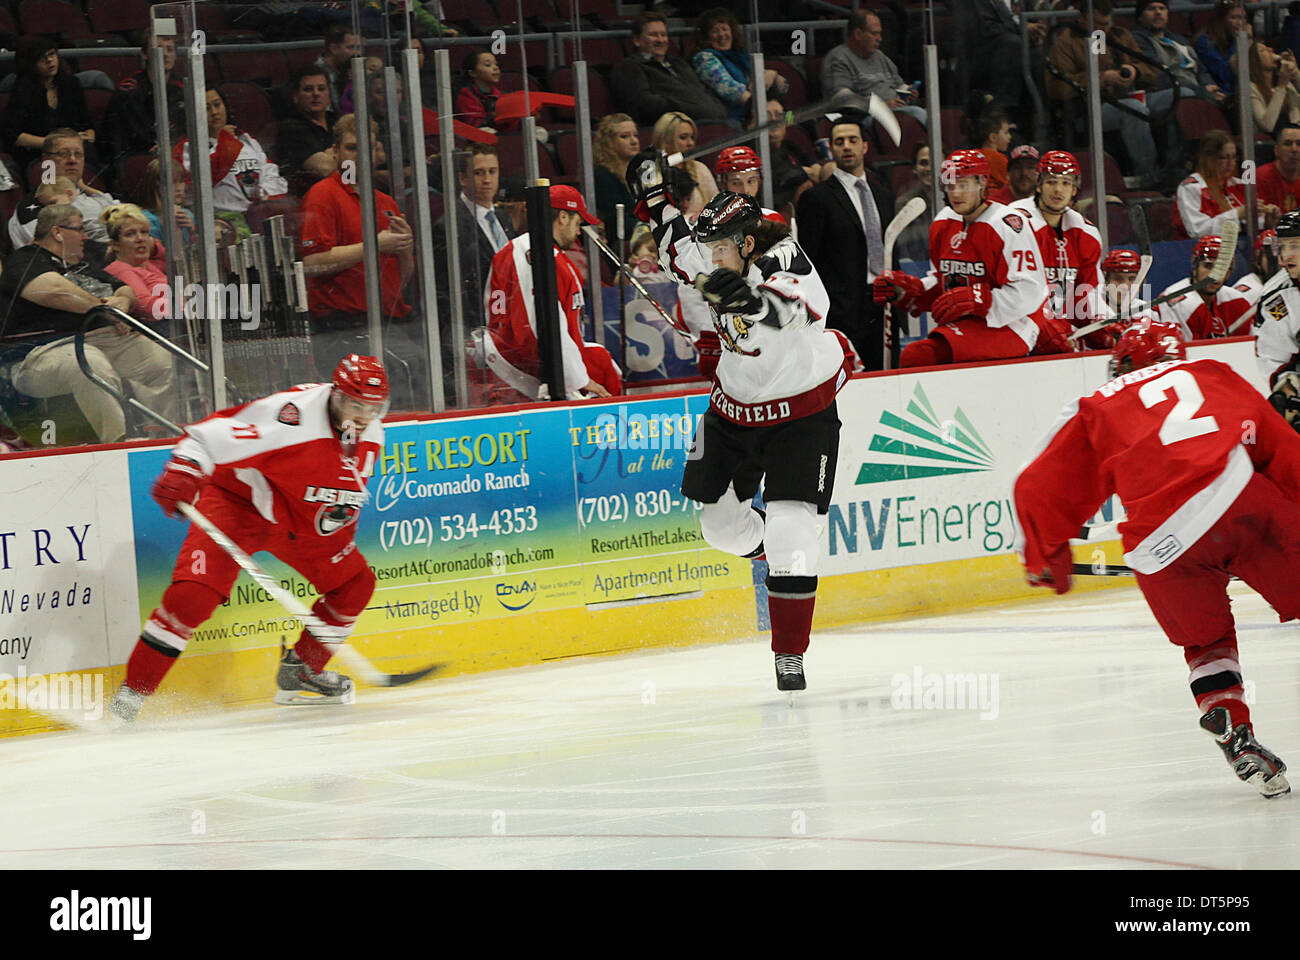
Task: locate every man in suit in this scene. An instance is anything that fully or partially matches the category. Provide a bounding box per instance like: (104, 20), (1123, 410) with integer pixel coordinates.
(795, 117), (894, 369)
(432, 143), (515, 403)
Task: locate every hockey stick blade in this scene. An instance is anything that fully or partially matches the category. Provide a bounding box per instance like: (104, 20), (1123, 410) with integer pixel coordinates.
(868, 92), (902, 147)
(1071, 562), (1136, 577)
(1129, 204), (1153, 290)
(177, 503), (443, 689)
(884, 196), (927, 264)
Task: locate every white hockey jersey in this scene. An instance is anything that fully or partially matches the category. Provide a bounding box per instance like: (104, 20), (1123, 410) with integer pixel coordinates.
(1253, 269), (1300, 388)
(654, 205), (847, 422)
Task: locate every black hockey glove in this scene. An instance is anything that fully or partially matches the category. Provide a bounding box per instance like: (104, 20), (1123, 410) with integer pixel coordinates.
(697, 268), (764, 315)
(1269, 371), (1300, 431)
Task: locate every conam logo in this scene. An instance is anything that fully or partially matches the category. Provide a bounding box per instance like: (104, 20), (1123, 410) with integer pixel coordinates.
(495, 580), (537, 611)
(855, 383), (995, 484)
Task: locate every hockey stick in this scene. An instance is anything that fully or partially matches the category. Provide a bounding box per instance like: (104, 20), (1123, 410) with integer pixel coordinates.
(1071, 561), (1136, 577)
(665, 90), (892, 167)
(1068, 218), (1239, 343)
(177, 503), (443, 688)
(1131, 205), (1153, 291)
(581, 224), (692, 341)
(881, 196), (927, 369)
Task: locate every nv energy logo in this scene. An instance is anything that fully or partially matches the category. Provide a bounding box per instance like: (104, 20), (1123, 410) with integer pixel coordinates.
(856, 384), (994, 484)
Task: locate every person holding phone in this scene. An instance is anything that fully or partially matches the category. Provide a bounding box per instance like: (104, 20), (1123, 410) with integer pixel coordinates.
(821, 10), (927, 130)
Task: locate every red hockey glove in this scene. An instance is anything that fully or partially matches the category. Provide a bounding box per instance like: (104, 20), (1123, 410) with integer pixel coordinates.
(872, 270), (923, 308)
(694, 330), (722, 380)
(930, 285), (991, 326)
(1025, 547), (1073, 595)
(152, 456), (204, 519)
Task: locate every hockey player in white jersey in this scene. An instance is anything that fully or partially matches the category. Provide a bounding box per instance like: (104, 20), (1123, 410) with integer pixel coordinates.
(1255, 211), (1300, 429)
(628, 149), (853, 691)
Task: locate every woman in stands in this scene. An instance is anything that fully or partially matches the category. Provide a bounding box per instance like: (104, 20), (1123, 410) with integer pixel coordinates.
(174, 88), (287, 240)
(1175, 129), (1278, 237)
(139, 158), (194, 248)
(1194, 1), (1249, 97)
(593, 113), (641, 242)
(101, 203), (170, 331)
(651, 112), (718, 218)
(690, 7), (786, 130)
(1250, 41), (1300, 138)
(1, 35), (97, 178)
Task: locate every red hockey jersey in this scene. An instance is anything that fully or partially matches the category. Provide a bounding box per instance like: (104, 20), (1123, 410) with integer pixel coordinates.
(172, 382), (382, 542)
(1008, 199), (1104, 326)
(1154, 278), (1252, 340)
(1014, 358), (1300, 575)
(917, 202), (1049, 351)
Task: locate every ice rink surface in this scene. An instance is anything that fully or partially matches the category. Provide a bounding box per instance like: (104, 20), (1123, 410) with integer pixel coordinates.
(2, 582), (1297, 870)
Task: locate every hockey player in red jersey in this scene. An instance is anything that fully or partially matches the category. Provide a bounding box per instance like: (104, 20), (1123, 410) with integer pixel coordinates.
(1155, 235), (1252, 340)
(481, 184), (622, 401)
(1007, 150), (1106, 346)
(872, 149), (1063, 367)
(107, 355), (391, 723)
(629, 147), (853, 691)
(714, 146), (788, 224)
(1014, 321), (1300, 797)
(1232, 229), (1279, 307)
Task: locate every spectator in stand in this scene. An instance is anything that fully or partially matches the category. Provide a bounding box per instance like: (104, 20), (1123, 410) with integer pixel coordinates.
(627, 230), (669, 283)
(1176, 130), (1278, 238)
(100, 203), (170, 327)
(821, 11), (927, 130)
(1258, 122), (1300, 214)
(895, 142), (933, 263)
(691, 7), (786, 130)
(991, 144), (1039, 205)
(432, 143), (515, 402)
(456, 52), (514, 132)
(593, 113), (641, 243)
(339, 56), (383, 115)
(315, 25), (362, 114)
(796, 116), (893, 367)
(651, 112), (718, 218)
(1047, 0), (1180, 191)
(2, 36), (97, 179)
(964, 0), (1049, 131)
(1195, 1), (1250, 99)
(1132, 1), (1227, 104)
(0, 204), (173, 443)
(974, 109), (1012, 196)
(611, 12), (728, 127)
(175, 89), (289, 239)
(299, 114), (420, 400)
(102, 28), (185, 188)
(1250, 42), (1300, 138)
(140, 158), (194, 248)
(766, 99), (822, 210)
(9, 130), (118, 263)
(359, 0), (458, 38)
(277, 65), (339, 197)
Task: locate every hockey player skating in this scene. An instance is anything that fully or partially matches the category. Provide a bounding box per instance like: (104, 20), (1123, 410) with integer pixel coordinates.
(629, 149), (853, 691)
(108, 355), (389, 723)
(872, 149), (1066, 367)
(1255, 211), (1300, 427)
(1014, 321), (1300, 797)
(1155, 235), (1251, 340)
(1007, 150), (1107, 347)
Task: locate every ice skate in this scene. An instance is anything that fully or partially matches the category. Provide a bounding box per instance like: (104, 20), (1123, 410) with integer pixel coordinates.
(107, 684), (147, 728)
(775, 653), (805, 692)
(1200, 707), (1290, 799)
(275, 641), (356, 705)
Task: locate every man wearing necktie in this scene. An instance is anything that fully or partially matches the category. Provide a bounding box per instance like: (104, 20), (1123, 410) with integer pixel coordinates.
(433, 143), (517, 403)
(796, 117), (894, 369)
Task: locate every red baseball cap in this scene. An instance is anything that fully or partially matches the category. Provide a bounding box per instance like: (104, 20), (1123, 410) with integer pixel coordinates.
(550, 184), (599, 225)
(1009, 144), (1040, 163)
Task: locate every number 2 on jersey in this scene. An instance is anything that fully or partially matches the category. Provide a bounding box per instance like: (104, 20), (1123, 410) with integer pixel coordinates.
(1138, 370), (1220, 445)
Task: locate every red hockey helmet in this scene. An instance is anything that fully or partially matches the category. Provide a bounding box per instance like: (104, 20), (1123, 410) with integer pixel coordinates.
(940, 149), (990, 186)
(715, 146), (762, 176)
(1037, 149), (1081, 183)
(333, 354), (390, 405)
(1100, 248), (1141, 274)
(1192, 234), (1222, 265)
(1254, 228), (1278, 258)
(1109, 319), (1186, 378)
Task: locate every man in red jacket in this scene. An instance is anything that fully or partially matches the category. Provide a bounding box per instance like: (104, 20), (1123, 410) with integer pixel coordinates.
(1014, 320), (1300, 797)
(108, 355), (390, 724)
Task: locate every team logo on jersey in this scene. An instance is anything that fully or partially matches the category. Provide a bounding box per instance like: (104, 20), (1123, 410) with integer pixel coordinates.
(949, 231), (965, 252)
(277, 403), (300, 425)
(304, 486), (366, 536)
(854, 383), (995, 484)
(1002, 213), (1024, 233)
(1268, 298), (1289, 324)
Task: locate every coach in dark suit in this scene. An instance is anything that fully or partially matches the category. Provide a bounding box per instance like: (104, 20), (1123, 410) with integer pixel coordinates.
(432, 143), (516, 400)
(796, 117), (894, 369)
